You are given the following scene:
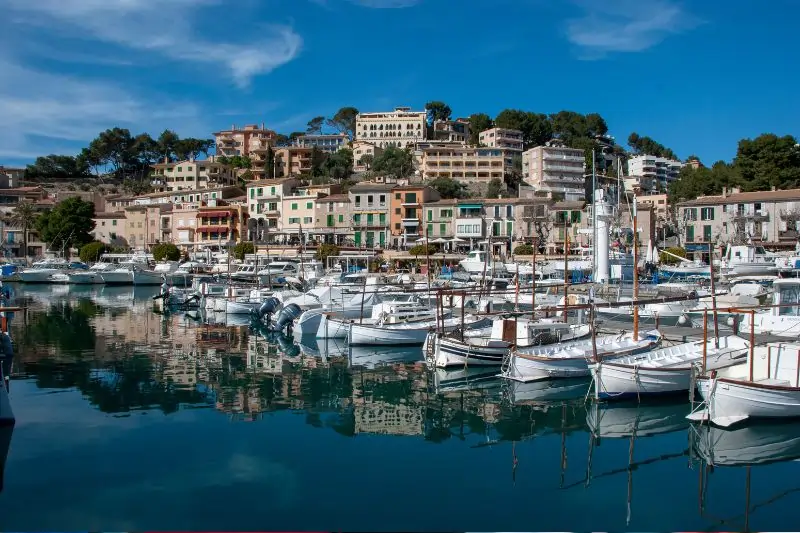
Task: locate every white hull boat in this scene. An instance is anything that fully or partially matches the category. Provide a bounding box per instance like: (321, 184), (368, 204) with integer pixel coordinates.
(590, 335), (750, 401)
(738, 277), (800, 338)
(691, 421), (800, 466)
(690, 342), (800, 427)
(19, 268), (64, 283)
(68, 271), (105, 284)
(348, 316), (486, 346)
(502, 330), (663, 383)
(132, 269), (166, 285)
(226, 300), (261, 315)
(101, 270), (134, 285)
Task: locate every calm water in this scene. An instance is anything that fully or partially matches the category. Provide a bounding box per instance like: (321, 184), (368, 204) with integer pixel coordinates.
(0, 284), (799, 531)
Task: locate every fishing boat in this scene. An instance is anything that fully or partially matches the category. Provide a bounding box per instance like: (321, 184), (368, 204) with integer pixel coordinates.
(590, 334), (750, 401)
(739, 278), (800, 337)
(690, 342), (800, 427)
(428, 317), (591, 369)
(501, 330), (663, 382)
(459, 249), (505, 275)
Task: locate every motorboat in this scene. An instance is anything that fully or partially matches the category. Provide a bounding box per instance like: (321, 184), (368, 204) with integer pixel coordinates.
(690, 341), (800, 427)
(101, 260), (165, 286)
(68, 261), (115, 284)
(459, 249), (505, 275)
(18, 258), (70, 283)
(720, 244), (778, 278)
(590, 334), (750, 401)
(739, 278), (800, 337)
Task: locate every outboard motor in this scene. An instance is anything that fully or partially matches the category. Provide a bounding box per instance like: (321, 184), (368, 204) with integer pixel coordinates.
(271, 303), (302, 333)
(257, 297), (281, 320)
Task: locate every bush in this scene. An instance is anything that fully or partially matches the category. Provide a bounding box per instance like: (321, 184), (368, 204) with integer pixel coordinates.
(660, 246), (687, 265)
(79, 241), (107, 263)
(233, 241), (255, 261)
(316, 243), (340, 265)
(514, 244), (533, 255)
(152, 243), (180, 261)
(409, 244), (434, 256)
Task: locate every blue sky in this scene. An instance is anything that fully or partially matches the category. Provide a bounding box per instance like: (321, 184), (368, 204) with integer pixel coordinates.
(1, 0), (798, 166)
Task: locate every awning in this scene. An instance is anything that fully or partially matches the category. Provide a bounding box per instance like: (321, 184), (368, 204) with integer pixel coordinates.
(198, 211), (232, 217)
(458, 204), (483, 209)
(197, 226), (229, 233)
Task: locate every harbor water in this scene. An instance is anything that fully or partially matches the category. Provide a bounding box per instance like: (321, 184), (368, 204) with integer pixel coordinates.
(0, 284), (799, 531)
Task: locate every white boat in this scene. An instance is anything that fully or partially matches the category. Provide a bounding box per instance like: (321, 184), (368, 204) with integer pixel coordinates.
(257, 260), (299, 286)
(740, 278), (800, 338)
(691, 342), (800, 427)
(659, 260), (711, 278)
(720, 244), (778, 277)
(459, 249), (505, 274)
(690, 420), (800, 466)
(18, 258), (70, 283)
(590, 334), (750, 401)
(595, 296), (697, 325)
(347, 312), (486, 346)
(429, 317), (591, 369)
(502, 330), (663, 383)
(229, 263), (259, 283)
(311, 293), (421, 339)
(68, 262), (112, 284)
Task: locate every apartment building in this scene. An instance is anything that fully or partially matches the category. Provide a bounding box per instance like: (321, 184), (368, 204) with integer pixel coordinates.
(131, 186), (244, 207)
(479, 128), (523, 151)
(678, 187), (800, 249)
(123, 204), (170, 250)
(352, 141), (383, 172)
(355, 107), (427, 149)
(628, 154), (683, 191)
(281, 193), (318, 243)
(549, 201), (588, 252)
(0, 186), (48, 208)
(0, 167), (24, 188)
(214, 123), (276, 157)
(195, 204), (245, 247)
(637, 193), (670, 223)
(92, 212), (126, 245)
(246, 178), (299, 239)
(521, 144), (585, 201)
(314, 194), (352, 245)
(293, 134), (349, 153)
(432, 119), (470, 144)
(151, 159), (237, 191)
(389, 185), (440, 247)
(348, 182), (393, 248)
(422, 199), (457, 240)
(419, 145), (511, 186)
(171, 203), (200, 248)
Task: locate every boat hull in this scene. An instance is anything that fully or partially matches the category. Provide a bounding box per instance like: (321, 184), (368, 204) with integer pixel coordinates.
(741, 312), (800, 338)
(696, 377), (800, 426)
(226, 300), (260, 315)
(19, 270), (60, 283)
(68, 272), (104, 285)
(101, 271), (134, 285)
(431, 335), (510, 368)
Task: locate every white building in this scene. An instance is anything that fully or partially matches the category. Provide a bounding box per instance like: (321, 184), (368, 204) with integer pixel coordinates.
(521, 144), (585, 201)
(628, 154), (683, 191)
(293, 133), (349, 153)
(355, 106), (427, 149)
(479, 127), (523, 151)
(150, 160), (237, 192)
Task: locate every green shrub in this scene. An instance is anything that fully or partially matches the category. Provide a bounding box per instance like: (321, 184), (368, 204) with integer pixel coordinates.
(514, 244), (533, 255)
(409, 244), (434, 256)
(79, 241), (107, 263)
(152, 243), (180, 261)
(233, 241), (255, 261)
(315, 244), (340, 264)
(660, 246), (687, 265)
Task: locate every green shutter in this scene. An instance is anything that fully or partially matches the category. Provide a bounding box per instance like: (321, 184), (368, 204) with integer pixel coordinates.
(427, 224), (433, 236)
(367, 214), (374, 224)
(338, 214), (344, 223)
(327, 214), (334, 227)
(506, 221), (512, 236)
(440, 223), (446, 235)
(354, 232), (361, 245)
(249, 189), (254, 199)
(427, 210), (432, 221)
(379, 213), (386, 225)
(379, 231), (385, 246)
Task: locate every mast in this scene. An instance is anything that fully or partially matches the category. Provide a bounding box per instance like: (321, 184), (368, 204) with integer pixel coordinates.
(707, 242), (719, 348)
(531, 234), (537, 320)
(632, 195), (639, 340)
(563, 219), (569, 320)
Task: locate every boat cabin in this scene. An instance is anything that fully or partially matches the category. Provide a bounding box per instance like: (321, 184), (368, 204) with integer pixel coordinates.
(773, 278), (800, 317)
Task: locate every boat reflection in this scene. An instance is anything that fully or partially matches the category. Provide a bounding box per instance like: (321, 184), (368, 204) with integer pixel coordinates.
(433, 367), (500, 394)
(0, 423), (12, 493)
(504, 377), (589, 405)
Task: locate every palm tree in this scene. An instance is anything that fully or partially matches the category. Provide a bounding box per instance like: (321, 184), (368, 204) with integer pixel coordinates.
(9, 201), (38, 264)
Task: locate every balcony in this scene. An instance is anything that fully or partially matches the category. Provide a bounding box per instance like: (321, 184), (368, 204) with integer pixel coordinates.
(402, 218), (420, 227)
(733, 211), (769, 222)
(353, 203), (387, 210)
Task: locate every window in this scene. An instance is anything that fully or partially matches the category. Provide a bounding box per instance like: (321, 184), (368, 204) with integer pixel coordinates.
(379, 213), (386, 225)
(367, 195), (373, 204)
(112, 220), (117, 226)
(306, 202), (313, 209)
(367, 214), (374, 225)
(506, 205), (513, 218)
(506, 221), (512, 237)
(686, 226), (695, 242)
(289, 217), (300, 224)
(700, 207), (714, 221)
(492, 221), (500, 236)
(440, 223), (446, 235)
(379, 195), (386, 205)
(257, 188), (263, 196)
(440, 209), (452, 218)
(395, 208), (401, 215)
(427, 223), (433, 236)
(355, 195), (361, 206)
(684, 208), (698, 221)
(271, 187), (276, 195)
(703, 225), (712, 241)
(291, 203), (298, 210)
(404, 192), (417, 203)
(395, 223), (401, 230)
(571, 211), (581, 224)
(338, 214), (344, 223)
(250, 189), (255, 199)
(303, 217), (313, 224)
(395, 193), (401, 200)
(494, 206), (500, 218)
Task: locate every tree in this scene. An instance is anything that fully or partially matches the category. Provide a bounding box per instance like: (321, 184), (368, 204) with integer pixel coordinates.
(152, 243), (180, 261)
(225, 155), (252, 169)
(734, 133), (800, 191)
(467, 113), (493, 145)
(327, 107), (359, 139)
(359, 154), (374, 170)
(486, 178), (505, 198)
(425, 101), (452, 125)
(86, 127), (137, 176)
(627, 132), (678, 160)
(505, 154), (524, 191)
(157, 129), (180, 161)
(668, 161), (743, 204)
(660, 246), (687, 265)
(371, 146), (414, 178)
(408, 244), (433, 256)
(306, 116), (325, 135)
(174, 138), (215, 161)
(266, 145), (276, 179)
(323, 148), (353, 181)
(79, 242), (107, 263)
(514, 244), (533, 255)
(273, 133), (290, 146)
(9, 201), (39, 261)
(428, 177), (469, 199)
(233, 241), (255, 261)
(316, 244), (340, 265)
(25, 155), (89, 181)
(495, 109), (553, 148)
(310, 146), (327, 177)
(35, 197), (96, 256)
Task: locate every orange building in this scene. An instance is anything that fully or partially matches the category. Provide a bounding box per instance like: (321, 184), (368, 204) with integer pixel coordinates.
(389, 185), (440, 248)
(195, 203), (247, 246)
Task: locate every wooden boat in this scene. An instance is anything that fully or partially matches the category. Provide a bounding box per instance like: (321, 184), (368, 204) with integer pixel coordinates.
(690, 342), (800, 427)
(590, 335), (750, 401)
(502, 330), (663, 383)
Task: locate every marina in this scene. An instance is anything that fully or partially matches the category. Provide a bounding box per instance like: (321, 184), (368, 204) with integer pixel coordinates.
(0, 277), (799, 530)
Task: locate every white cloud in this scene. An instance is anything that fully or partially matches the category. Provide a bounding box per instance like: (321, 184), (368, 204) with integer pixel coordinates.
(565, 0), (702, 58)
(0, 59), (204, 160)
(6, 0), (302, 87)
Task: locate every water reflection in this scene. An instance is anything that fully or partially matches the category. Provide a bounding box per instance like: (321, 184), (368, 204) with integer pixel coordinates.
(4, 284), (800, 531)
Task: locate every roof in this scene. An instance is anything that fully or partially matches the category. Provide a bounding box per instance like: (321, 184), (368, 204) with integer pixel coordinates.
(137, 186), (242, 199)
(424, 199), (458, 206)
(316, 194), (349, 203)
(553, 201), (586, 210)
(678, 188), (800, 207)
(246, 177), (296, 187)
(94, 211), (126, 219)
(349, 182), (396, 192)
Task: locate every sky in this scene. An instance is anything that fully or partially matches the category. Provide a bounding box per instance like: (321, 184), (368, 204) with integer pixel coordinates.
(1, 0), (798, 167)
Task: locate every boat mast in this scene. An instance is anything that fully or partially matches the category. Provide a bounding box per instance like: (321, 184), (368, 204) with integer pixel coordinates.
(632, 195), (639, 340)
(531, 233), (537, 321)
(707, 242), (719, 348)
(563, 219), (569, 320)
